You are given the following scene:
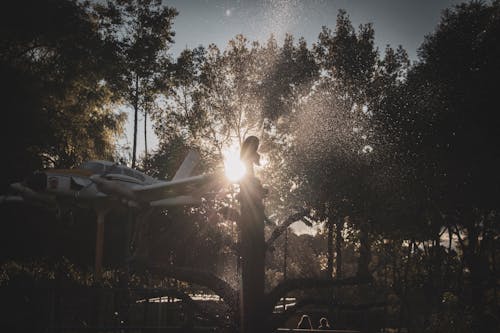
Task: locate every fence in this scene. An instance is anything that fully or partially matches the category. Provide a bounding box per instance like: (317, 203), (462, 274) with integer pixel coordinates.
(0, 284), (220, 332)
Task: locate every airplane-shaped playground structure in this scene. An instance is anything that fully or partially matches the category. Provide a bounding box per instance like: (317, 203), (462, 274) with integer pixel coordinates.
(3, 151), (225, 279)
(7, 150), (220, 210)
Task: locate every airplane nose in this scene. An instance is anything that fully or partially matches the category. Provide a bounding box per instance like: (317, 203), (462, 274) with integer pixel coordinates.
(25, 172), (47, 191)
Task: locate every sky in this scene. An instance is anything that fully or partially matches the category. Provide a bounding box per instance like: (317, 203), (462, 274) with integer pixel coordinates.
(167, 0), (464, 59)
(125, 0), (466, 161)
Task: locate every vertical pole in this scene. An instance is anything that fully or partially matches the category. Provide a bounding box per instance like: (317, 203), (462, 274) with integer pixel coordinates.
(95, 209), (108, 283)
(284, 228), (288, 281)
(282, 228), (288, 312)
(157, 296), (162, 333)
(94, 209), (108, 330)
(239, 136), (265, 333)
(336, 218), (343, 279)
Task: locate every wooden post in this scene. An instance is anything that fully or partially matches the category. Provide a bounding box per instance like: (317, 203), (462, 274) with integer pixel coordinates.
(239, 136), (266, 333)
(94, 208), (108, 283)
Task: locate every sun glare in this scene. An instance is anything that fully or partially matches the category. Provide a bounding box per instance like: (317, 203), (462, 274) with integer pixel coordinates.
(223, 144), (246, 182)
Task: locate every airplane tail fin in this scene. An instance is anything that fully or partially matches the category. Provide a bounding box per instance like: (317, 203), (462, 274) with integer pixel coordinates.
(172, 150), (201, 181)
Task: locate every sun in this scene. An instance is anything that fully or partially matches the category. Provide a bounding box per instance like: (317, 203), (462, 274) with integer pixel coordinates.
(223, 143), (246, 182)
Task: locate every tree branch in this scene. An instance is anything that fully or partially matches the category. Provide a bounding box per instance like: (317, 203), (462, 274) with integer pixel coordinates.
(146, 264), (238, 310)
(266, 208), (311, 249)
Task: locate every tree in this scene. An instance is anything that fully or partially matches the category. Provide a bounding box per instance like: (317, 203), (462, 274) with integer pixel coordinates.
(374, 2), (500, 331)
(96, 0), (177, 167)
(288, 9), (380, 280)
(0, 0), (125, 190)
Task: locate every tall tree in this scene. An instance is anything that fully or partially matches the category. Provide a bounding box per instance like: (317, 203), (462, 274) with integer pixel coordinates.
(97, 0), (177, 167)
(374, 2), (500, 330)
(288, 9), (380, 279)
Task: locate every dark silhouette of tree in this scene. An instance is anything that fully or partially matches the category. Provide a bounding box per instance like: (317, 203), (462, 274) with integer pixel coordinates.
(373, 2), (500, 331)
(0, 0), (125, 190)
(288, 9), (380, 280)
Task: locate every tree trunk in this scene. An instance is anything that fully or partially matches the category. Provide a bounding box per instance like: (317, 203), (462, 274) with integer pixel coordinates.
(326, 218), (334, 279)
(283, 228), (288, 281)
(144, 111), (148, 159)
(132, 74), (139, 168)
(397, 240), (413, 333)
(239, 175), (265, 333)
(357, 221), (371, 279)
(465, 217), (489, 332)
(336, 218), (343, 278)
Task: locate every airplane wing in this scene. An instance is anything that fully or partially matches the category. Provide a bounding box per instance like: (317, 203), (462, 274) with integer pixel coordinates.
(131, 173), (221, 203)
(90, 150), (225, 207)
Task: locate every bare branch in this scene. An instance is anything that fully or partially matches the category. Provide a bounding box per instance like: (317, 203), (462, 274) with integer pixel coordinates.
(147, 264), (238, 309)
(266, 208), (311, 248)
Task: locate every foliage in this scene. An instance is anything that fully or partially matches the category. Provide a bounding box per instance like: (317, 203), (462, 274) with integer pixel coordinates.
(375, 2), (500, 331)
(95, 0), (178, 167)
(0, 0), (126, 191)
